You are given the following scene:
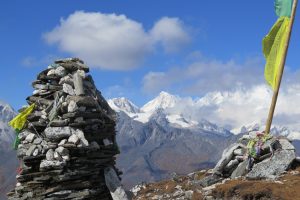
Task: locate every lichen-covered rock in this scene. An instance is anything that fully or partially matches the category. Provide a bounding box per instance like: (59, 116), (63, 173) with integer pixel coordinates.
(247, 150), (296, 179)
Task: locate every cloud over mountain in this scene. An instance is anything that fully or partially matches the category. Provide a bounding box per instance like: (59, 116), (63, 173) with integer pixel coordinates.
(143, 57), (265, 95)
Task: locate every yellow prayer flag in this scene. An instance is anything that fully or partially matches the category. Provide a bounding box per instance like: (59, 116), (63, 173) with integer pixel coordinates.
(9, 103), (35, 131)
(263, 17), (290, 90)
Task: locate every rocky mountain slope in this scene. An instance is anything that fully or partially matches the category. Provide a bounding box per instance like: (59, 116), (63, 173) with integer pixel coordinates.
(0, 101), (18, 200)
(109, 92), (238, 189)
(132, 133), (300, 200)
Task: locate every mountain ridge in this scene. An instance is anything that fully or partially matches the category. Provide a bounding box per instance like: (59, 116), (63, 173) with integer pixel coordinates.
(108, 91), (300, 139)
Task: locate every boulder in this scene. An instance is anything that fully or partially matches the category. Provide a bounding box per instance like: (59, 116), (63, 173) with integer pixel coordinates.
(279, 138), (295, 150)
(213, 143), (242, 174)
(247, 150), (296, 179)
(231, 160), (248, 179)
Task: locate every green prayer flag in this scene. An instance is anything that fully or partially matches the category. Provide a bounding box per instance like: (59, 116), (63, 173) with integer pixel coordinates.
(263, 17), (290, 90)
(13, 129), (21, 150)
(275, 0), (293, 17)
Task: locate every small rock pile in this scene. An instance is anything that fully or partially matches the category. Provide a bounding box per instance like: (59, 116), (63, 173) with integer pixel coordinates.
(197, 131), (299, 188)
(7, 58), (124, 200)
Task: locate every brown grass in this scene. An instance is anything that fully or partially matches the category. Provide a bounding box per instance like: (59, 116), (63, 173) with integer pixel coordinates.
(134, 167), (300, 200)
(212, 167), (300, 200)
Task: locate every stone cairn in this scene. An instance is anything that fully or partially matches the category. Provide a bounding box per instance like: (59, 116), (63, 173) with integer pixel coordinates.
(7, 58), (126, 200)
(197, 131), (299, 187)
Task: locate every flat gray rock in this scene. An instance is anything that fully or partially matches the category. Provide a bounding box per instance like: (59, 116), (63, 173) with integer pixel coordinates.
(68, 134), (80, 145)
(40, 160), (66, 171)
(44, 126), (73, 142)
(231, 160), (248, 179)
(104, 167), (129, 200)
(25, 133), (36, 143)
(213, 143), (242, 174)
(224, 159), (239, 172)
(279, 138), (295, 150)
(46, 149), (54, 161)
(247, 150), (296, 179)
(73, 71), (85, 96)
(63, 83), (75, 95)
(26, 145), (37, 156)
(55, 66), (67, 77)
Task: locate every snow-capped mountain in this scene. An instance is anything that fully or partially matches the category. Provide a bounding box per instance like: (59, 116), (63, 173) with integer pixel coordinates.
(231, 122), (300, 140)
(0, 102), (15, 122)
(108, 91), (231, 135)
(109, 89), (300, 140)
(0, 101), (16, 146)
(141, 91), (179, 113)
(109, 92), (237, 188)
(0, 101), (18, 199)
(108, 97), (140, 114)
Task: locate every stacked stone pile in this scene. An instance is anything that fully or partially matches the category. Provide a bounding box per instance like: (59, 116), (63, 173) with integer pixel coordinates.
(7, 58), (125, 200)
(197, 131), (299, 187)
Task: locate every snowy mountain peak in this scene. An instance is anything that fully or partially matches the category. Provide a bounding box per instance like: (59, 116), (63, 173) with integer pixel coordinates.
(108, 97), (140, 114)
(196, 91), (227, 106)
(141, 91), (179, 113)
(0, 101), (16, 145)
(0, 101), (15, 122)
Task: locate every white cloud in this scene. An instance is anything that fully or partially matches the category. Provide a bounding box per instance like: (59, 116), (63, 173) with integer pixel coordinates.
(142, 55), (300, 131)
(165, 84), (300, 131)
(143, 72), (171, 93)
(150, 17), (191, 53)
(142, 57), (266, 95)
(44, 11), (191, 70)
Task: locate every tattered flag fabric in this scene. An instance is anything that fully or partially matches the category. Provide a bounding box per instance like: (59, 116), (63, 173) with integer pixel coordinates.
(275, 0), (293, 17)
(263, 0), (293, 90)
(263, 17), (290, 90)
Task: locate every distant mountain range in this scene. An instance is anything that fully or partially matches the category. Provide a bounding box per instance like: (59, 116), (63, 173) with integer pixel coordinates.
(108, 91), (300, 188)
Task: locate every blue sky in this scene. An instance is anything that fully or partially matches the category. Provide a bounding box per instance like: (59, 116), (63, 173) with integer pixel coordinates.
(1, 0), (300, 110)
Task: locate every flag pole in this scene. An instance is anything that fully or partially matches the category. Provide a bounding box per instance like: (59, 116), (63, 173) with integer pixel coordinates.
(265, 0), (298, 134)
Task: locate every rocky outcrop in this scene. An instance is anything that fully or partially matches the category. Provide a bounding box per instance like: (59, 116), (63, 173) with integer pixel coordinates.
(199, 131), (298, 189)
(132, 134), (300, 200)
(247, 149), (296, 179)
(7, 58), (127, 200)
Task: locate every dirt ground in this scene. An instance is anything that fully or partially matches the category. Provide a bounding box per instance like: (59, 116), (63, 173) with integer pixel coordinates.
(133, 170), (206, 200)
(212, 166), (300, 200)
(134, 166), (300, 200)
